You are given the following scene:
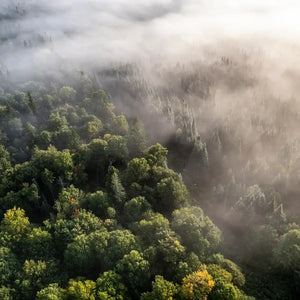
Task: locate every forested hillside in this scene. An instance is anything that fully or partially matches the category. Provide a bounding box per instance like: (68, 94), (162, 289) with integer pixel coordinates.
(95, 61), (300, 299)
(0, 0), (300, 299)
(0, 75), (255, 299)
(0, 71), (299, 299)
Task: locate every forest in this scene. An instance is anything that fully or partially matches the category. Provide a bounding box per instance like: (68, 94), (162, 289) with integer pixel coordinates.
(0, 0), (300, 299)
(0, 68), (298, 299)
(0, 73), (251, 299)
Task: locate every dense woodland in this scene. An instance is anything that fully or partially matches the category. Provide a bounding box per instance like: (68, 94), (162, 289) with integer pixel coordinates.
(0, 1), (300, 299)
(0, 74), (253, 300)
(0, 69), (298, 300)
(96, 62), (300, 299)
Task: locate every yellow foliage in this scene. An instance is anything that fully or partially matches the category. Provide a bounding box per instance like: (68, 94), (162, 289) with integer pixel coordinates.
(181, 270), (215, 300)
(2, 207), (30, 241)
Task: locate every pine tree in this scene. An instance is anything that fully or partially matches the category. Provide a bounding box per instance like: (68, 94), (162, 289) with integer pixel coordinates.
(106, 167), (126, 207)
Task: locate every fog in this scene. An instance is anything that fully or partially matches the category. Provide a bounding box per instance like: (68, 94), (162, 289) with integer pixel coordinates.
(1, 0), (300, 220)
(1, 0), (300, 78)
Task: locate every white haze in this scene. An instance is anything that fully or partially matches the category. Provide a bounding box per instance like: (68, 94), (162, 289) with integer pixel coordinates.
(1, 0), (300, 83)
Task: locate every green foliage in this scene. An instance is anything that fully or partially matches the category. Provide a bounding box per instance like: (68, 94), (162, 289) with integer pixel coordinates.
(0, 77), (277, 299)
(64, 234), (95, 276)
(246, 225), (279, 266)
(172, 252), (203, 283)
(116, 250), (150, 297)
(171, 207), (221, 257)
(151, 166), (181, 184)
(37, 131), (52, 148)
(209, 255), (245, 287)
(63, 279), (96, 300)
(125, 157), (150, 185)
(0, 183), (39, 212)
(55, 185), (84, 219)
(0, 247), (20, 285)
(32, 146), (74, 182)
(137, 212), (170, 246)
(141, 275), (178, 300)
(156, 177), (189, 213)
(106, 167), (126, 207)
(59, 86), (76, 102)
(104, 134), (128, 163)
(48, 112), (68, 132)
(157, 232), (185, 265)
(84, 90), (115, 123)
(81, 190), (110, 219)
(1, 207), (30, 245)
(6, 118), (23, 138)
(36, 283), (63, 300)
(48, 210), (105, 256)
(0, 145), (11, 174)
(127, 118), (146, 158)
(206, 265), (243, 300)
(80, 115), (103, 140)
(65, 229), (109, 276)
(209, 282), (239, 300)
(72, 210), (105, 235)
(273, 229), (300, 271)
(0, 286), (14, 300)
(124, 196), (152, 223)
(79, 138), (107, 184)
(63, 214), (108, 276)
(20, 259), (59, 298)
(106, 229), (138, 267)
(52, 127), (80, 150)
(96, 271), (127, 300)
(146, 143), (168, 167)
(111, 115), (129, 136)
(25, 227), (52, 259)
(207, 264), (232, 284)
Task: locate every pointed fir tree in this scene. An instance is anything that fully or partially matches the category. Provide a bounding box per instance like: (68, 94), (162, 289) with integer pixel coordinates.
(106, 166), (126, 207)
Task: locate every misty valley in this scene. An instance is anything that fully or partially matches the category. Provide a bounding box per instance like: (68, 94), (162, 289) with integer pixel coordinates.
(0, 1), (299, 300)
